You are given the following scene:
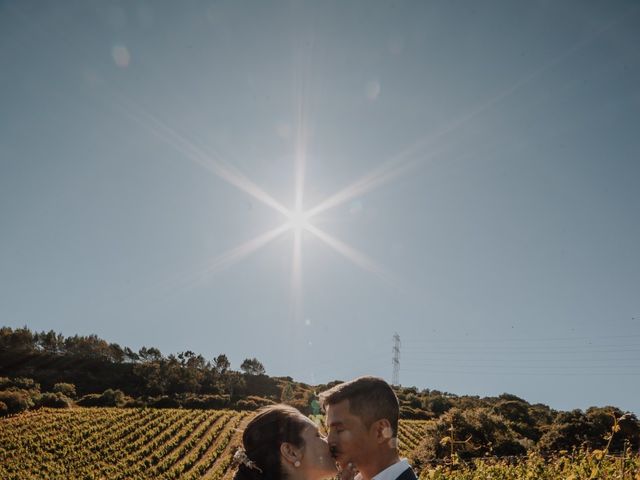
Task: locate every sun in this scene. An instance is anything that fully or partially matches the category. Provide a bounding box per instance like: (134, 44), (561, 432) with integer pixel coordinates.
(116, 80), (398, 325)
(286, 209), (311, 233)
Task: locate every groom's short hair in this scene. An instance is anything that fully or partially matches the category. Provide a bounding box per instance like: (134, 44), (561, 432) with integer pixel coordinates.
(319, 376), (399, 436)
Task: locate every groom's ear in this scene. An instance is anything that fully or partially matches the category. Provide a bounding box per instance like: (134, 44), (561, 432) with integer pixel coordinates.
(372, 418), (394, 444)
(280, 442), (302, 464)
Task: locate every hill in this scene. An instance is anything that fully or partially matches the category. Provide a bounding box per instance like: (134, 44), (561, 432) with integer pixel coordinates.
(1, 325), (639, 459)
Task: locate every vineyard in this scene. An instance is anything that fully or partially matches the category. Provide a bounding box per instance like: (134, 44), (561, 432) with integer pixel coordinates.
(0, 408), (250, 480)
(0, 408), (428, 480)
(1, 408), (638, 479)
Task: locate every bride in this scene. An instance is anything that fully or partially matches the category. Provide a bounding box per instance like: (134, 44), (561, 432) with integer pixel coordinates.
(233, 404), (340, 480)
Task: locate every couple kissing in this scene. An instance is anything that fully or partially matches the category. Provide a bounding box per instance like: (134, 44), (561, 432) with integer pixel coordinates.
(233, 376), (417, 480)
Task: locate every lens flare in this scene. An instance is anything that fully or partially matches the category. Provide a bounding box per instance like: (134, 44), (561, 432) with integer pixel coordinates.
(287, 209), (311, 233)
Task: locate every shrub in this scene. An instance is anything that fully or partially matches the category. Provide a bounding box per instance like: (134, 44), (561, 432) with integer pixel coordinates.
(124, 398), (148, 408)
(410, 407), (526, 469)
(37, 392), (73, 409)
(400, 406), (432, 420)
(538, 408), (640, 454)
(76, 394), (103, 407)
(245, 395), (275, 407)
(100, 389), (126, 407)
(0, 390), (33, 414)
(182, 397), (208, 409)
(77, 389), (126, 407)
(182, 394), (230, 409)
(234, 399), (260, 411)
(537, 409), (590, 453)
(286, 397), (312, 415)
(10, 377), (40, 391)
(52, 383), (77, 399)
(205, 394), (230, 408)
(150, 396), (181, 409)
(424, 395), (453, 416)
(0, 377), (40, 392)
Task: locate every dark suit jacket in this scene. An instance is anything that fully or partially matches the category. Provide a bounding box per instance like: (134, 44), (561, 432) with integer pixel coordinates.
(395, 466), (418, 480)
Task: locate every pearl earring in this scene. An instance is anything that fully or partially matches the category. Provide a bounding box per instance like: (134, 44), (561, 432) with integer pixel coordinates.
(294, 460), (301, 468)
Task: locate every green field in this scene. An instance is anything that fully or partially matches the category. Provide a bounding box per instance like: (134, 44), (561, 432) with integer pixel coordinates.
(1, 408), (637, 480)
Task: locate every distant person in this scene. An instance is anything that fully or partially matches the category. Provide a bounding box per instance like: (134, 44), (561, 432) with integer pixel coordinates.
(320, 376), (417, 480)
(233, 404), (337, 480)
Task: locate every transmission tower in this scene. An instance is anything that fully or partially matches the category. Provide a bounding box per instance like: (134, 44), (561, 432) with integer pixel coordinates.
(392, 333), (401, 386)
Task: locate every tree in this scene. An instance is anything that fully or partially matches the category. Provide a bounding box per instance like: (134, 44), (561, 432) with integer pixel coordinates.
(280, 382), (294, 403)
(493, 399), (540, 441)
(123, 347), (140, 363)
(537, 409), (591, 453)
(224, 371), (246, 400)
(0, 326), (35, 352)
(213, 354), (230, 374)
(165, 354), (202, 394)
(240, 358), (265, 376)
(64, 334), (114, 360)
(108, 343), (125, 363)
(424, 395), (453, 416)
(138, 346), (162, 362)
(584, 407), (640, 452)
(132, 361), (166, 395)
(36, 330), (63, 354)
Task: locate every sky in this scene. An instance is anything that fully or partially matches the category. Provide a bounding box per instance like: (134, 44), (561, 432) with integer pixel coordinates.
(1, 1), (639, 415)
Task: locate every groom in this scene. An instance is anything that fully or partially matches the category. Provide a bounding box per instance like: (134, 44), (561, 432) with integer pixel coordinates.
(319, 376), (417, 480)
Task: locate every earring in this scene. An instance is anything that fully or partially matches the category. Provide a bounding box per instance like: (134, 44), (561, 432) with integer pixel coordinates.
(294, 461), (301, 468)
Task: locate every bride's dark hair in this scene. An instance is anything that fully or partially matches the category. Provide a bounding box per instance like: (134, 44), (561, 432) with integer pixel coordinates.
(233, 404), (309, 480)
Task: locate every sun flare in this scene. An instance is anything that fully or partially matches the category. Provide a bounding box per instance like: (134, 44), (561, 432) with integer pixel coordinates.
(286, 209), (312, 233)
(125, 84), (394, 320)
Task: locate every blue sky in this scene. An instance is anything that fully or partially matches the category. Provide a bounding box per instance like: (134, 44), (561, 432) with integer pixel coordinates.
(1, 1), (639, 414)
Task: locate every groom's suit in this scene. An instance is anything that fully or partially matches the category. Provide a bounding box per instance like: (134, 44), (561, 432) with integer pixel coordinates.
(358, 460), (417, 480)
(394, 467), (418, 480)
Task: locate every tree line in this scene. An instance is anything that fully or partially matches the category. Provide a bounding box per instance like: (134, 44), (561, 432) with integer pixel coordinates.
(0, 326), (270, 395)
(0, 326), (292, 413)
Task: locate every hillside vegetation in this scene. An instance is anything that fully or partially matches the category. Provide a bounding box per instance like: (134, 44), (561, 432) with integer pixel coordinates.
(1, 325), (639, 462)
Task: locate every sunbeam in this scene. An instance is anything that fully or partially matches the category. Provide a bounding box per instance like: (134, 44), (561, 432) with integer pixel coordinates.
(113, 95), (291, 217)
(124, 223), (291, 305)
(305, 224), (392, 283)
(202, 223), (291, 277)
(289, 228), (303, 321)
(306, 143), (449, 219)
(287, 37), (315, 322)
(294, 91), (308, 215)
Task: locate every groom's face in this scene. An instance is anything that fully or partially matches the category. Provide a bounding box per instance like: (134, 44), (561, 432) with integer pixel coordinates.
(326, 399), (376, 469)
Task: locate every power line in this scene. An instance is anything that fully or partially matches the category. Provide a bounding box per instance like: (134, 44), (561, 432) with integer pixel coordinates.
(402, 333), (640, 345)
